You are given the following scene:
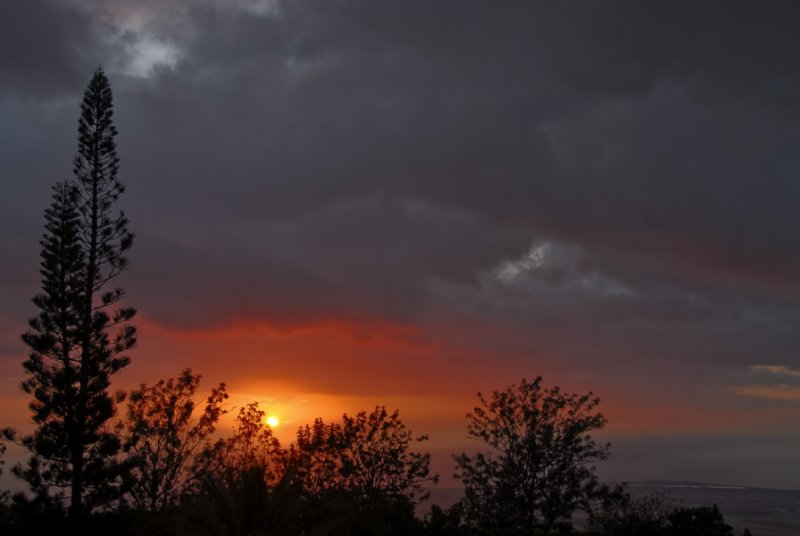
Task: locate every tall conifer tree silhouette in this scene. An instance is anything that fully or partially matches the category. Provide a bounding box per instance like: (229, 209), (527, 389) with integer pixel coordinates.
(11, 67), (136, 514)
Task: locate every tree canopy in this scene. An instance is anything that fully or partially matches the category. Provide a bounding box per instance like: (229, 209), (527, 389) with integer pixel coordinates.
(455, 377), (613, 534)
(5, 66), (136, 515)
(124, 369), (228, 512)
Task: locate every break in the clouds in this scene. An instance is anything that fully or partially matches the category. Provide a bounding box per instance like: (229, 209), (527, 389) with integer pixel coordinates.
(736, 365), (800, 401)
(2, 0), (800, 485)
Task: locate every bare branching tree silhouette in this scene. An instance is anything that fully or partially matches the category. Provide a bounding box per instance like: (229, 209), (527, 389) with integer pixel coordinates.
(292, 406), (438, 503)
(124, 369), (228, 512)
(455, 377), (614, 535)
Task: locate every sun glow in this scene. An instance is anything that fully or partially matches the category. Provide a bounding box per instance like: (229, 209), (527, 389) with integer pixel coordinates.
(266, 415), (280, 427)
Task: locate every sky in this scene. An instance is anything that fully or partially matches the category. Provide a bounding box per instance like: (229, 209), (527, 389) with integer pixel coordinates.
(2, 0), (800, 490)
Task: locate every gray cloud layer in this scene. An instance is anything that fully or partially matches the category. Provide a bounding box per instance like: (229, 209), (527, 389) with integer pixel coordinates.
(2, 0), (800, 408)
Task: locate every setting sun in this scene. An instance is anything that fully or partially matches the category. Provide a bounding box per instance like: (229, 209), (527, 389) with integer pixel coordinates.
(266, 415), (280, 427)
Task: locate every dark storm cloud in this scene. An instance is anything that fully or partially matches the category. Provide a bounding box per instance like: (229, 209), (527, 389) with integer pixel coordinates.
(115, 0), (800, 288)
(2, 0), (800, 380)
(132, 196), (528, 328)
(0, 0), (106, 98)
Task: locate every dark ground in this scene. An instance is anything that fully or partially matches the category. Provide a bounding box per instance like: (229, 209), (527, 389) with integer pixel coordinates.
(628, 481), (800, 536)
(426, 482), (800, 536)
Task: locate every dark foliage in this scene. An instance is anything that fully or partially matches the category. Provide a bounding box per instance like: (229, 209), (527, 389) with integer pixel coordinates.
(665, 504), (734, 536)
(287, 406), (436, 534)
(587, 492), (741, 536)
(587, 491), (674, 535)
(0, 373), (745, 535)
(181, 465), (300, 536)
(423, 503), (471, 536)
(5, 66), (136, 515)
(300, 489), (423, 536)
(124, 369), (228, 512)
(200, 402), (286, 484)
(454, 377), (613, 534)
(181, 403), (292, 535)
(180, 404), (435, 535)
(291, 406), (438, 505)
